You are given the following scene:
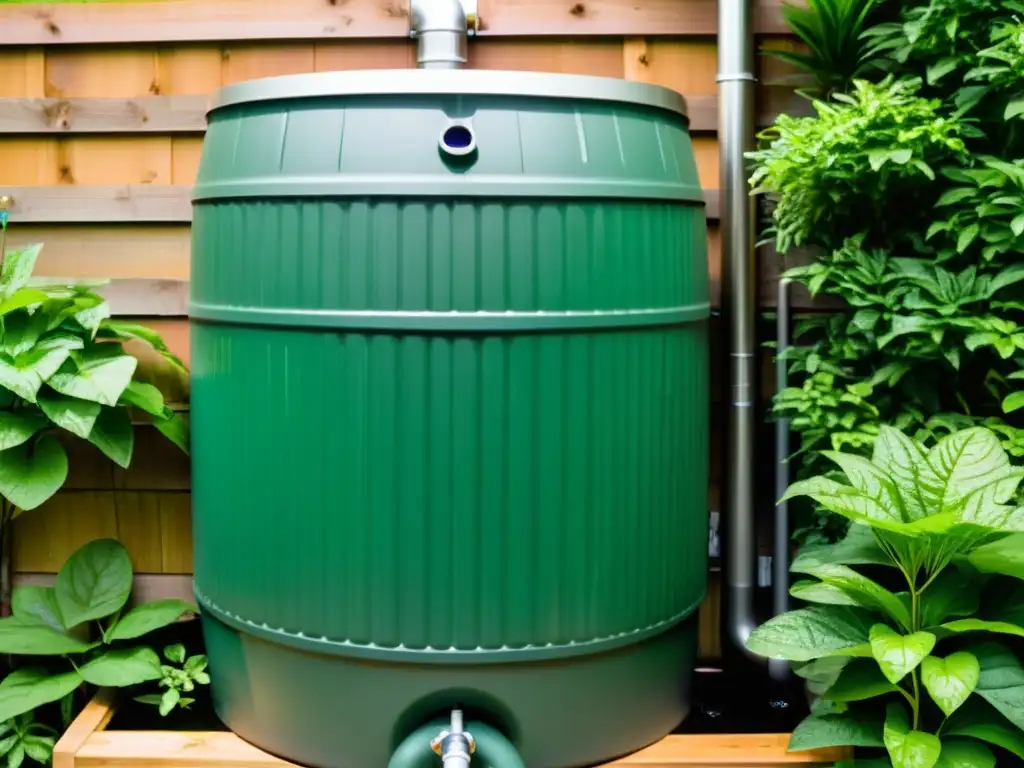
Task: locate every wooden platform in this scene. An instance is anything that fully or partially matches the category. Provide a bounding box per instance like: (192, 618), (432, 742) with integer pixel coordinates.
(54, 690), (850, 768)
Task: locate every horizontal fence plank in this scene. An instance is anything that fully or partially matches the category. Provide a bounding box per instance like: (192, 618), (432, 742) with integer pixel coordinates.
(0, 186), (722, 223)
(15, 572), (193, 600)
(0, 95), (207, 134)
(0, 0), (788, 46)
(2, 185), (191, 222)
(0, 92), (809, 135)
(96, 278), (189, 316)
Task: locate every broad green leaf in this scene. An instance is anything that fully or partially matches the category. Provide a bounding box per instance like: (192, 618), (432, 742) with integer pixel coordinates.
(11, 586), (63, 632)
(921, 652), (979, 715)
(72, 301), (109, 339)
(933, 741), (993, 768)
(159, 688), (180, 716)
(0, 290), (49, 318)
(870, 625), (935, 683)
(821, 451), (906, 522)
(55, 538), (133, 627)
(1006, 98), (1024, 120)
(797, 562), (911, 629)
(38, 393), (100, 440)
(791, 580), (860, 606)
(155, 412), (189, 455)
(0, 245), (43, 299)
(87, 406), (133, 469)
(1004, 392), (1024, 414)
(99, 320), (187, 373)
(22, 737), (53, 765)
(788, 710), (885, 751)
(107, 599), (196, 642)
(823, 658), (899, 702)
(119, 381), (166, 418)
(0, 436), (68, 511)
(927, 428), (1013, 510)
(793, 656), (852, 696)
(0, 334), (85, 404)
(782, 476), (913, 532)
(1, 308), (51, 358)
(968, 534), (1024, 580)
(746, 606), (872, 662)
(80, 648), (162, 687)
(0, 358), (44, 403)
(942, 619), (1024, 639)
(164, 643), (186, 664)
(884, 703), (941, 768)
(0, 668), (82, 724)
(0, 412), (47, 452)
(947, 699), (1024, 759)
(47, 347), (137, 407)
(18, 332), (83, 382)
(927, 57), (959, 84)
(0, 616), (91, 655)
(974, 642), (1024, 731)
(791, 524), (895, 573)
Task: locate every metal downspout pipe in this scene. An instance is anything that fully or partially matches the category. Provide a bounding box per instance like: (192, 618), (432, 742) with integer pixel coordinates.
(409, 0), (474, 69)
(718, 0), (766, 666)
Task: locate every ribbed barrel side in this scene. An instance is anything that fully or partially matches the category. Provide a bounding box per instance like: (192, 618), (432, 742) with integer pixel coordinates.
(191, 199), (708, 660)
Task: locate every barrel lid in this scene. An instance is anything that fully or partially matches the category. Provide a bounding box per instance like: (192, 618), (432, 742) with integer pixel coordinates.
(207, 69), (688, 120)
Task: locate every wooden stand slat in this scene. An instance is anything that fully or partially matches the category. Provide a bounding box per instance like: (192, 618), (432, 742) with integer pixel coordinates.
(55, 692), (850, 768)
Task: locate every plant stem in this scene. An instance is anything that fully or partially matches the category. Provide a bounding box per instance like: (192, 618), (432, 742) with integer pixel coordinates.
(908, 575), (922, 730)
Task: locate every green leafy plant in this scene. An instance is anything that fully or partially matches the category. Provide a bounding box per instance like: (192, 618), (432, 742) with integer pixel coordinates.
(0, 242), (188, 529)
(0, 713), (57, 768)
(134, 643), (210, 716)
(768, 0), (888, 95)
(756, 0), (1024, 547)
(750, 76), (967, 253)
(0, 538), (196, 724)
(748, 426), (1024, 765)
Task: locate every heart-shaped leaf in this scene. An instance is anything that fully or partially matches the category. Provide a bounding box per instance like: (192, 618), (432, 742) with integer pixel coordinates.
(0, 616), (92, 655)
(55, 538), (133, 628)
(0, 412), (48, 452)
(11, 586), (63, 632)
(921, 652), (980, 716)
(38, 393), (101, 440)
(0, 437), (68, 511)
(80, 648), (162, 687)
(934, 740), (994, 768)
(86, 407), (133, 469)
(870, 624), (936, 683)
(0, 668), (82, 724)
(107, 599), (196, 642)
(883, 703), (941, 768)
(746, 606), (873, 662)
(47, 348), (137, 407)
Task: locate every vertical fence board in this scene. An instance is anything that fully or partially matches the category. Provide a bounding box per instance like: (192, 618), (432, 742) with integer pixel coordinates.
(158, 495), (193, 574)
(468, 39), (625, 77)
(115, 492), (166, 573)
(12, 494), (120, 573)
(314, 40), (415, 70)
(221, 44), (316, 84)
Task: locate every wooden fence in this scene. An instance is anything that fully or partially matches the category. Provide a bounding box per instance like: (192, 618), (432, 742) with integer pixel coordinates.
(0, 0), (805, 659)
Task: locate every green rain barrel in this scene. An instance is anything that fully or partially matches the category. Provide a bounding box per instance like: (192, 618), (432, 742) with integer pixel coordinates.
(190, 69), (709, 768)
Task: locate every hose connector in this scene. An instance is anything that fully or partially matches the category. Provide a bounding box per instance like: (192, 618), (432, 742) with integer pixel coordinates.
(430, 710), (476, 768)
